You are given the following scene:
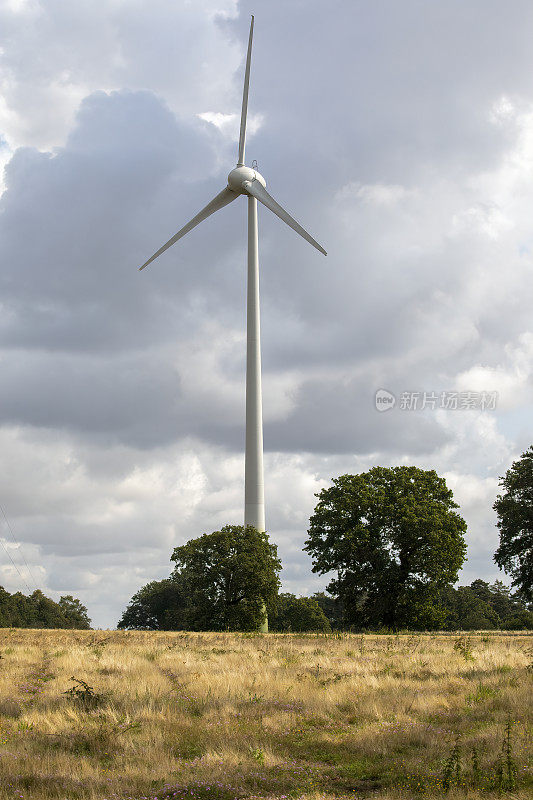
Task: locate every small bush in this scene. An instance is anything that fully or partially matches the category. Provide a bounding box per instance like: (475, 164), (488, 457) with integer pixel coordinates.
(493, 719), (518, 791)
(63, 677), (104, 710)
(249, 745), (265, 764)
(454, 636), (475, 661)
(441, 737), (462, 792)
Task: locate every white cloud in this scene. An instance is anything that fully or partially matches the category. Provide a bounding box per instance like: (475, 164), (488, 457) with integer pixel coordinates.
(198, 110), (264, 140)
(455, 332), (533, 410)
(338, 181), (411, 207)
(490, 96), (516, 125)
(0, 0), (240, 155)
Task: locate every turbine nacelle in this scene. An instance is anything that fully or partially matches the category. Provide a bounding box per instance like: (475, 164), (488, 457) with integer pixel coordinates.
(228, 165), (267, 194)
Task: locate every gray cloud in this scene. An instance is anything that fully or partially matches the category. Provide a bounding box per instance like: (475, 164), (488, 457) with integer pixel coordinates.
(0, 1), (532, 627)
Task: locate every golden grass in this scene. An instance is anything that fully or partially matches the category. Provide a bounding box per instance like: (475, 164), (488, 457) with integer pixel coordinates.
(0, 628), (531, 800)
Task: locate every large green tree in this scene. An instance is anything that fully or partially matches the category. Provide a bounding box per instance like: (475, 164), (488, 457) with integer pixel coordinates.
(170, 525), (281, 631)
(304, 467), (467, 630)
(494, 446), (533, 603)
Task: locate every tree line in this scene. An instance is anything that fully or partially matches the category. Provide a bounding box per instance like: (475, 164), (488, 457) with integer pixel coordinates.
(0, 587), (91, 629)
(119, 449), (533, 632)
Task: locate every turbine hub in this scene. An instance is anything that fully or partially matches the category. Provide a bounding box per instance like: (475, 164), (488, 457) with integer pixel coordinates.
(228, 165), (266, 193)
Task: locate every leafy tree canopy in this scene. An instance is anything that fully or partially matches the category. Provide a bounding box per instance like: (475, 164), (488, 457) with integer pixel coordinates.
(269, 593), (331, 632)
(57, 595), (92, 629)
(304, 467), (467, 630)
(494, 445), (533, 602)
(312, 592), (345, 630)
(118, 526), (281, 632)
(170, 525), (281, 631)
(0, 587), (91, 629)
(439, 580), (533, 630)
(117, 578), (188, 630)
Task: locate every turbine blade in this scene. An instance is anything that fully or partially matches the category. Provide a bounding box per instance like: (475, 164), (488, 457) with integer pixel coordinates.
(237, 16), (254, 166)
(243, 180), (327, 256)
(139, 187), (238, 270)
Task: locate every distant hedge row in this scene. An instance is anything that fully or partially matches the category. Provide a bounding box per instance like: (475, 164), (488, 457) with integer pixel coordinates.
(312, 580), (533, 632)
(118, 578), (533, 633)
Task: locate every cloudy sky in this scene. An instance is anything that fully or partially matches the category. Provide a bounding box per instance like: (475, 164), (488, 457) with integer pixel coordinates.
(0, 0), (532, 628)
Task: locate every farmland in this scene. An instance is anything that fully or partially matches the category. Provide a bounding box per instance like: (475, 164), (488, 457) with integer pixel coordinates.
(0, 629), (531, 800)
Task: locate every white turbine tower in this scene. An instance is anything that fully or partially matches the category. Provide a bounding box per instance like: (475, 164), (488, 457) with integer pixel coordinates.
(139, 16), (326, 629)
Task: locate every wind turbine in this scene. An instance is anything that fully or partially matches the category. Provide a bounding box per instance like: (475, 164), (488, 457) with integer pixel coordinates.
(139, 16), (326, 628)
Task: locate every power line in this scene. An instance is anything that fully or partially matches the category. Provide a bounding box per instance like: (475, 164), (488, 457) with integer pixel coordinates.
(0, 536), (33, 594)
(0, 503), (40, 588)
(0, 502), (39, 594)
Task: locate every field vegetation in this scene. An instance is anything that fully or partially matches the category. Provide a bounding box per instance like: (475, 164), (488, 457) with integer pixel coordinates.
(0, 629), (531, 800)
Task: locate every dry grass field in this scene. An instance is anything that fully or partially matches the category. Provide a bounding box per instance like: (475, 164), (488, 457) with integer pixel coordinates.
(0, 629), (531, 800)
